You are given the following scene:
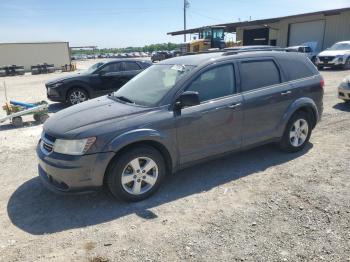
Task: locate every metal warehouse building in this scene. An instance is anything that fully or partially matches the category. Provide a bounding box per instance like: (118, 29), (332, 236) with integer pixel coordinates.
(0, 42), (71, 71)
(168, 7), (350, 52)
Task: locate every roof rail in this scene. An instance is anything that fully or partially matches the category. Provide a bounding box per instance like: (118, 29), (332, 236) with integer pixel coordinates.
(222, 47), (285, 56)
(182, 47), (286, 56)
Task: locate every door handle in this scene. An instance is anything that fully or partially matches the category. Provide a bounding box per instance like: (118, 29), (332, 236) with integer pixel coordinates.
(228, 103), (242, 109)
(281, 91), (292, 96)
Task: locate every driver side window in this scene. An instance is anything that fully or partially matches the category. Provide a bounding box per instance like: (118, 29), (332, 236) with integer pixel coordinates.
(186, 64), (235, 102)
(99, 63), (121, 73)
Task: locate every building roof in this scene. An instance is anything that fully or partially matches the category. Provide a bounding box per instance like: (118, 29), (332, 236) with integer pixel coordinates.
(0, 41), (69, 45)
(167, 7), (350, 36)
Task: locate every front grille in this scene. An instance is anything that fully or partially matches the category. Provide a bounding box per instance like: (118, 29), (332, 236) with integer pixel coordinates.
(319, 56), (335, 63)
(41, 132), (55, 153)
(42, 141), (53, 153)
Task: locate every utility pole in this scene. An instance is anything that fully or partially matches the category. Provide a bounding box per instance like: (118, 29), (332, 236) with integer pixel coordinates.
(184, 0), (190, 42)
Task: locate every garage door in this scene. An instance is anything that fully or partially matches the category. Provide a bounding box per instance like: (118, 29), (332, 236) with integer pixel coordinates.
(243, 28), (269, 46)
(288, 20), (325, 51)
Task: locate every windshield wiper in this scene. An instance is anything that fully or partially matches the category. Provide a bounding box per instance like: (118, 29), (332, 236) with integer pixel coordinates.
(115, 96), (135, 104)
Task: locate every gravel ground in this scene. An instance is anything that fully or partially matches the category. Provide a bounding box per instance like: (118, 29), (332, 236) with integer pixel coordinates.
(0, 63), (349, 262)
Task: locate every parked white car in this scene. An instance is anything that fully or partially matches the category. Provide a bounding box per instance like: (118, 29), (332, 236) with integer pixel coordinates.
(316, 41), (350, 70)
(338, 76), (350, 102)
(285, 45), (317, 63)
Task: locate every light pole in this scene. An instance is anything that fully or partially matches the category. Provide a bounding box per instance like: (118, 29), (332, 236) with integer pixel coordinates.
(184, 0), (190, 42)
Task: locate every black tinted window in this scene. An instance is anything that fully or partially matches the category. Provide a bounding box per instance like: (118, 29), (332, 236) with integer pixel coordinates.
(280, 57), (315, 81)
(123, 62), (141, 71)
(140, 62), (151, 68)
(240, 60), (280, 92)
(186, 64), (235, 102)
(99, 63), (121, 73)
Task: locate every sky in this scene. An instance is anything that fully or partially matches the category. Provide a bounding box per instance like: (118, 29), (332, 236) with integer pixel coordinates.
(0, 0), (349, 48)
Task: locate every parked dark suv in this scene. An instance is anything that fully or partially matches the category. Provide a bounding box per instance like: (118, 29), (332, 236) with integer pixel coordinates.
(37, 51), (324, 201)
(45, 59), (152, 105)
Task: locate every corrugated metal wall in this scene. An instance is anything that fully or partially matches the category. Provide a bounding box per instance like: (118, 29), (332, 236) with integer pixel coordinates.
(0, 42), (71, 71)
(236, 10), (350, 51)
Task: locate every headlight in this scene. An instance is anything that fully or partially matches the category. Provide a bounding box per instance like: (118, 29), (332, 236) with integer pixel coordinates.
(50, 82), (64, 88)
(336, 55), (344, 62)
(340, 78), (350, 89)
(53, 137), (96, 155)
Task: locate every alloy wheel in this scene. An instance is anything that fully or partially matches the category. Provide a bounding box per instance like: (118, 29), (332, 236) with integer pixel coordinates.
(121, 157), (158, 195)
(289, 119), (309, 147)
(69, 90), (87, 104)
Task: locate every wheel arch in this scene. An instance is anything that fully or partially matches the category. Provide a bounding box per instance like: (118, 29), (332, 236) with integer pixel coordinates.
(65, 83), (91, 101)
(279, 98), (319, 136)
(102, 129), (176, 186)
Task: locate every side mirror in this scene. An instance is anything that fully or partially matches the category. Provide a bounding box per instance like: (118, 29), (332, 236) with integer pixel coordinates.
(175, 91), (200, 109)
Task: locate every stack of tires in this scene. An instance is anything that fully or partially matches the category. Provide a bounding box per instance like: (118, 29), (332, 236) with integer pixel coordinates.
(31, 63), (55, 75)
(0, 65), (25, 77)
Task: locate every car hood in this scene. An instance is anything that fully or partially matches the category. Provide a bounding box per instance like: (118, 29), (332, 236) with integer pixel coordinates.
(43, 96), (153, 138)
(318, 50), (350, 57)
(45, 71), (89, 85)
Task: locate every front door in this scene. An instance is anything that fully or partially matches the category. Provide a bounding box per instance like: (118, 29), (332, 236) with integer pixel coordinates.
(94, 62), (124, 96)
(176, 63), (243, 165)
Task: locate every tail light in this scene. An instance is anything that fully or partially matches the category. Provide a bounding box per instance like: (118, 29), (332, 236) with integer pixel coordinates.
(320, 78), (325, 89)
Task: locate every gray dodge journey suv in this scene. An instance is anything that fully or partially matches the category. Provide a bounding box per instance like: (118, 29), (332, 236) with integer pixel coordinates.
(37, 51), (324, 201)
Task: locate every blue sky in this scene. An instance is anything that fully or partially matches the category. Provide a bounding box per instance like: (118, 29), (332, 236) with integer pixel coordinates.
(0, 0), (349, 48)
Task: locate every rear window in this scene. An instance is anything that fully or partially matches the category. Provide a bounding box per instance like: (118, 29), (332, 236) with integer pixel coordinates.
(240, 60), (281, 92)
(279, 57), (315, 81)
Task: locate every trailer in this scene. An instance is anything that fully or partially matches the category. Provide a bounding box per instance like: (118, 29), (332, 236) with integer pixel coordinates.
(1, 100), (49, 127)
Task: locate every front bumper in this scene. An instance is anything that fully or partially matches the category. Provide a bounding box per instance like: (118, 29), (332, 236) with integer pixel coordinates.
(316, 57), (345, 67)
(338, 87), (350, 101)
(37, 142), (115, 193)
(46, 86), (66, 102)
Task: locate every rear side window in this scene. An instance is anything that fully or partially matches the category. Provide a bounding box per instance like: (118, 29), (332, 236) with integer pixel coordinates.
(186, 64), (235, 102)
(240, 60), (281, 92)
(280, 58), (315, 81)
(123, 62), (141, 71)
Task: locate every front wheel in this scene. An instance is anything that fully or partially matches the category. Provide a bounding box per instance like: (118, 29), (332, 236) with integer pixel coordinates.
(106, 146), (166, 201)
(279, 112), (312, 153)
(67, 88), (89, 106)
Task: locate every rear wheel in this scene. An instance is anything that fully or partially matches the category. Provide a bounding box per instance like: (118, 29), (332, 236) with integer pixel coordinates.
(106, 146), (166, 201)
(279, 111), (312, 152)
(12, 117), (23, 127)
(317, 65), (324, 70)
(67, 88), (89, 106)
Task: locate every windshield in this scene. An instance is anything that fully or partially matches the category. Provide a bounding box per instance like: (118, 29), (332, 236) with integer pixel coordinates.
(113, 64), (194, 106)
(85, 62), (104, 74)
(329, 43), (350, 51)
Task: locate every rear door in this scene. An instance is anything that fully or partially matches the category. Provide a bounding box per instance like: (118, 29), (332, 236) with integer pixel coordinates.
(238, 58), (295, 145)
(120, 61), (143, 85)
(176, 63), (243, 164)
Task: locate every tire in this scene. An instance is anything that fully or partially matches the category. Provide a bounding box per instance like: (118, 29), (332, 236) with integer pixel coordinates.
(317, 65), (324, 70)
(33, 114), (40, 122)
(66, 88), (89, 106)
(106, 145), (166, 202)
(39, 114), (49, 124)
(279, 111), (312, 153)
(12, 116), (23, 127)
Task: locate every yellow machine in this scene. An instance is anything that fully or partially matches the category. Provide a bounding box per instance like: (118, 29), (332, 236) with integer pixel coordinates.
(188, 26), (226, 53)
